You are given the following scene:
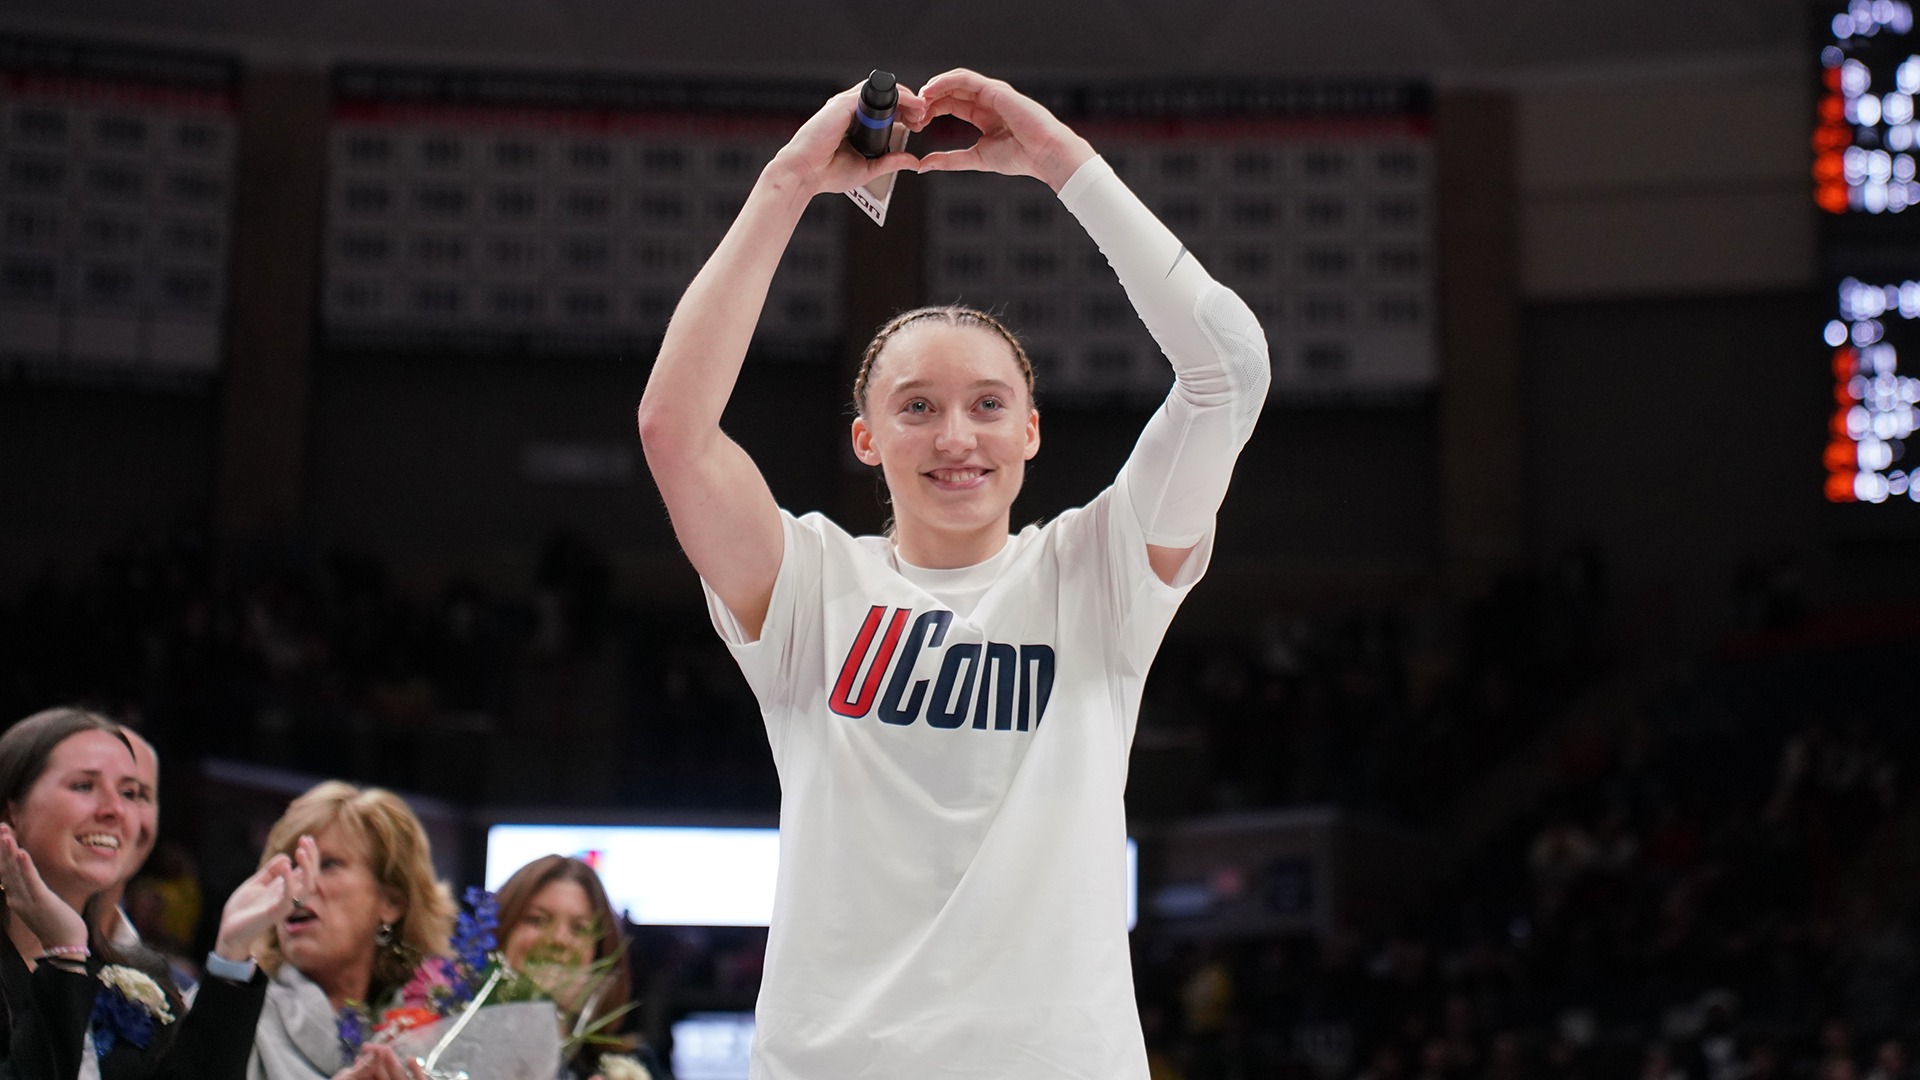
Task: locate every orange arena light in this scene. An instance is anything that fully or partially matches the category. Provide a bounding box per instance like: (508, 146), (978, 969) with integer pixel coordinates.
(1833, 346), (1858, 380)
(1814, 125), (1852, 152)
(1826, 439), (1859, 471)
(1821, 95), (1847, 123)
(1832, 408), (1853, 436)
(1827, 472), (1860, 502)
(1818, 183), (1851, 213)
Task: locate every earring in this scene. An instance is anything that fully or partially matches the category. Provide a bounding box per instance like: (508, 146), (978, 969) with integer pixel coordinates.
(375, 923), (395, 948)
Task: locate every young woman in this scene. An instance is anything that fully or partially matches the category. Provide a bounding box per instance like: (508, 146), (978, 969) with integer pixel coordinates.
(493, 855), (655, 1080)
(0, 707), (302, 1080)
(637, 69), (1269, 1078)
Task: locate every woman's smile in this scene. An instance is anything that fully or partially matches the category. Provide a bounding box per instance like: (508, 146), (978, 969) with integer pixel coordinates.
(925, 466), (991, 490)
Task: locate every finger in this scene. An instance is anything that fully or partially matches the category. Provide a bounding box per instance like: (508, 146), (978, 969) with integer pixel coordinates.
(357, 1046), (398, 1080)
(894, 89), (931, 130)
(295, 835), (320, 886)
(2, 832), (42, 890)
(923, 97), (1000, 135)
(915, 148), (986, 174)
(258, 853), (292, 884)
(857, 149), (921, 182)
(918, 68), (989, 101)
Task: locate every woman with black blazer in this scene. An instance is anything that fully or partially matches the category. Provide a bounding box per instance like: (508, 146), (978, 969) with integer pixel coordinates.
(0, 708), (305, 1080)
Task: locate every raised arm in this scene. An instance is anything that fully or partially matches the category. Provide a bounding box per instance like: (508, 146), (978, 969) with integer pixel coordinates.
(918, 71), (1271, 585)
(637, 84), (923, 639)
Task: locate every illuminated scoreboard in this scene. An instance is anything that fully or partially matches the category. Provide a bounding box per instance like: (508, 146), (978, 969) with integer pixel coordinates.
(1817, 2), (1920, 503)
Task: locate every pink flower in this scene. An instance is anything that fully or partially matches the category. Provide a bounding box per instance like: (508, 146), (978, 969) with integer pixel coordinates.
(399, 957), (456, 1010)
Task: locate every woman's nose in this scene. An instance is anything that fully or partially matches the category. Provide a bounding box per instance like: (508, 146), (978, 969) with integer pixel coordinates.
(934, 414), (976, 453)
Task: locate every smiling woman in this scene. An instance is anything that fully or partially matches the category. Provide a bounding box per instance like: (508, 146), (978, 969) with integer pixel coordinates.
(492, 855), (651, 1080)
(636, 69), (1269, 1078)
(0, 706), (296, 1080)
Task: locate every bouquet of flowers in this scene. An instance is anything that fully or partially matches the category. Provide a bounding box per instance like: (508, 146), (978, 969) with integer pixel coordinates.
(338, 888), (640, 1080)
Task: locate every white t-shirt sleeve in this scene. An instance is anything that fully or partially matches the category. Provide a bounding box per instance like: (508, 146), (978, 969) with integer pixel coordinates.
(700, 510), (825, 754)
(1059, 481), (1213, 676)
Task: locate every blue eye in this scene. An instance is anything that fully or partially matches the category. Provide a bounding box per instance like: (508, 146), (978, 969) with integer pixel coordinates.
(904, 399), (929, 414)
(979, 397), (1003, 411)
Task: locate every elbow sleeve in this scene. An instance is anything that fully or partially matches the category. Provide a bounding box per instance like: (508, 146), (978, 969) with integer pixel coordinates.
(1060, 156), (1271, 544)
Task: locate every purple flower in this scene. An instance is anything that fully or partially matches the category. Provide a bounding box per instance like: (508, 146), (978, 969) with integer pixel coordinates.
(337, 1003), (369, 1055)
(449, 887), (500, 999)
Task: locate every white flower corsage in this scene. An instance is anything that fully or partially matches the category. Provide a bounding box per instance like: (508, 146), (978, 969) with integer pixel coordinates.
(597, 1053), (654, 1080)
(91, 964), (176, 1054)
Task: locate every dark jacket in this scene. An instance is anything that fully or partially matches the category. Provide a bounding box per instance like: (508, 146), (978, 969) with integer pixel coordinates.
(2, 936), (268, 1080)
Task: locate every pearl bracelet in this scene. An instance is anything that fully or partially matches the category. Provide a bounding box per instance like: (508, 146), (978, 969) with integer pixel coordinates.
(41, 944), (89, 960)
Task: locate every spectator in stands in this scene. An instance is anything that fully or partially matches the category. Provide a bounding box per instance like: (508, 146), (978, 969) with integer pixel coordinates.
(248, 781), (455, 1080)
(1816, 1020), (1860, 1080)
(1481, 1032), (1525, 1080)
(0, 706), (296, 1079)
(1640, 1043), (1688, 1080)
(1741, 1041), (1785, 1080)
(1865, 1040), (1911, 1080)
(493, 854), (657, 1080)
(96, 729), (202, 994)
(1529, 810), (1596, 919)
(1356, 1044), (1409, 1080)
(94, 727), (159, 949)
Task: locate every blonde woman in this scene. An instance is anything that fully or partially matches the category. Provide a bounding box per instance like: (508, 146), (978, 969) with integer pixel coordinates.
(247, 782), (455, 1080)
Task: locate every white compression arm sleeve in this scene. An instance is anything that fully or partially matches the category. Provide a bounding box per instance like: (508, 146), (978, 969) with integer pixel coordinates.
(1058, 155), (1271, 547)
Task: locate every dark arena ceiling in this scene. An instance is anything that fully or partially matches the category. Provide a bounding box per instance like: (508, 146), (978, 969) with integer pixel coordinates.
(0, 0), (1808, 82)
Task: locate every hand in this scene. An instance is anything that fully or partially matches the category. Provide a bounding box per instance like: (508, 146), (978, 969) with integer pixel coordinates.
(212, 834), (313, 963)
(767, 80), (928, 199)
(333, 1044), (429, 1080)
(914, 69), (1096, 192)
(0, 823), (88, 958)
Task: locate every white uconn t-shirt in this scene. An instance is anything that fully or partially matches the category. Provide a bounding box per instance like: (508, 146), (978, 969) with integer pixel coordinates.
(703, 471), (1208, 1079)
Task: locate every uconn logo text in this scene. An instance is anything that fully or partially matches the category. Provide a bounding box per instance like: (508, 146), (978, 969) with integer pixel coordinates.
(828, 606), (1055, 730)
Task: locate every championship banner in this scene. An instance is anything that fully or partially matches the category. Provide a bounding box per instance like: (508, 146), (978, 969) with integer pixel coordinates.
(322, 67), (844, 357)
(923, 81), (1435, 403)
(0, 36), (238, 384)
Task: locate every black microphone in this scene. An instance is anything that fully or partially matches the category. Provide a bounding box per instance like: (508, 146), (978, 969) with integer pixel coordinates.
(846, 70), (898, 158)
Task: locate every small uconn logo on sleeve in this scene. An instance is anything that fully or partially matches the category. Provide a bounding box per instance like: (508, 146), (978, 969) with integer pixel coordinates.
(828, 606), (1055, 730)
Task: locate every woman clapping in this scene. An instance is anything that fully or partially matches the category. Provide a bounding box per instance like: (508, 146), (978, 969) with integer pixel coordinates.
(0, 707), (301, 1080)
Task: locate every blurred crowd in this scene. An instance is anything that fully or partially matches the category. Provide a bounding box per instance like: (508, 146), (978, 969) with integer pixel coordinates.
(0, 528), (1610, 824)
(1134, 638), (1920, 1080)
